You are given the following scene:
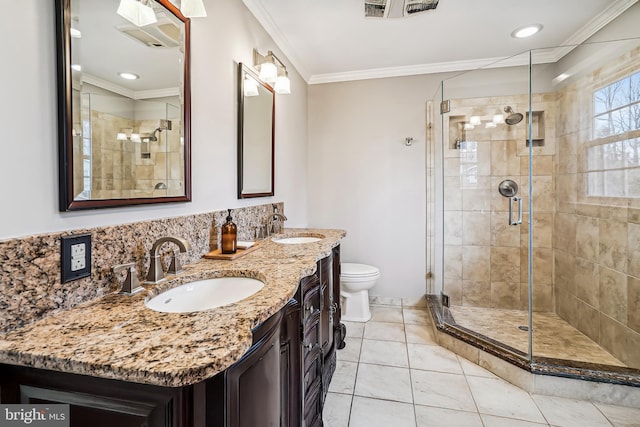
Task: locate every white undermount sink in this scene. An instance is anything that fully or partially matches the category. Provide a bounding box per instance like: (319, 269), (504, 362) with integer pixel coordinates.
(272, 236), (324, 244)
(145, 277), (264, 313)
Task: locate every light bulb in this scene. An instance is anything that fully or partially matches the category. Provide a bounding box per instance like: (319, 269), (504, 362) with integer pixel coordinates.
(511, 24), (543, 39)
(244, 77), (259, 97)
(117, 0), (157, 27)
(259, 62), (277, 84)
(274, 75), (291, 94)
(180, 0), (207, 17)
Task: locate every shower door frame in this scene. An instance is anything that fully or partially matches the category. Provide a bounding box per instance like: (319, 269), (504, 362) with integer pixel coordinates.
(433, 53), (536, 366)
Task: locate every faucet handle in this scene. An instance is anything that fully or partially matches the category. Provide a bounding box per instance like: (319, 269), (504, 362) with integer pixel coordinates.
(112, 263), (144, 295)
(255, 225), (267, 240)
(167, 249), (184, 275)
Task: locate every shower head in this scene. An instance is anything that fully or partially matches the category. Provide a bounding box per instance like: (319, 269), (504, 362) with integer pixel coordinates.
(503, 106), (523, 125)
(148, 127), (163, 141)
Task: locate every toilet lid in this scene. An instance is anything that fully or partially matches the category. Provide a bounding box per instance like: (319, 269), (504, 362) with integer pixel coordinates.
(341, 263), (380, 278)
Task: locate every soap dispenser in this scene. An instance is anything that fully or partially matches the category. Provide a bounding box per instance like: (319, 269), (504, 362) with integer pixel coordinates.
(221, 209), (237, 254)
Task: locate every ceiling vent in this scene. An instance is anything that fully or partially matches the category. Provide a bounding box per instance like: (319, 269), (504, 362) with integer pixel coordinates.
(406, 0), (439, 15)
(116, 16), (181, 48)
(365, 0), (439, 18)
(365, 0), (388, 18)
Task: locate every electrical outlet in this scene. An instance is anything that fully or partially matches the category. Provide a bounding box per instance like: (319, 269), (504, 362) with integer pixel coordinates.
(71, 243), (85, 257)
(71, 257), (85, 272)
(61, 234), (91, 283)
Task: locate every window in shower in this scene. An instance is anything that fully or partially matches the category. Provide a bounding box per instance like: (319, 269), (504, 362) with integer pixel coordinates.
(587, 70), (640, 197)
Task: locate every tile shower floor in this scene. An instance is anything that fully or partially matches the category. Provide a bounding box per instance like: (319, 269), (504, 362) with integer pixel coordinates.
(448, 305), (625, 366)
(322, 303), (640, 427)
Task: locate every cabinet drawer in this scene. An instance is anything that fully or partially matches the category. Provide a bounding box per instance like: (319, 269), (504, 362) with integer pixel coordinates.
(302, 319), (320, 351)
(302, 286), (321, 323)
(300, 273), (320, 296)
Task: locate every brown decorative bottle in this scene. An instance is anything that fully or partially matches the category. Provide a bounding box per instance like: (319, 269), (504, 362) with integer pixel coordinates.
(221, 209), (237, 254)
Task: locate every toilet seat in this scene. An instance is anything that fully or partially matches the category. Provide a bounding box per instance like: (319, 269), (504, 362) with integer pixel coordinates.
(341, 263), (380, 278)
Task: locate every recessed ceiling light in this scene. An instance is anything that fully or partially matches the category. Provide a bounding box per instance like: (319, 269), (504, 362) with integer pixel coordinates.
(511, 24), (543, 39)
(118, 72), (139, 80)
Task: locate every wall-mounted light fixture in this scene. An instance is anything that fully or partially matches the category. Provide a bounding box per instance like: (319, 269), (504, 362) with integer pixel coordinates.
(253, 49), (291, 94)
(179, 0), (207, 17)
(243, 76), (259, 97)
(116, 129), (142, 142)
(117, 0), (158, 27)
(117, 0), (207, 26)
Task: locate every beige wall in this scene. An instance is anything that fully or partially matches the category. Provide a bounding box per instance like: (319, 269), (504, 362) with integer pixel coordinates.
(308, 75), (448, 298)
(554, 46), (640, 368)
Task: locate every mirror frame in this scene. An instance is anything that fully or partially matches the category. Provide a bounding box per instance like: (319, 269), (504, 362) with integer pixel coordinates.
(55, 0), (192, 211)
(237, 63), (275, 199)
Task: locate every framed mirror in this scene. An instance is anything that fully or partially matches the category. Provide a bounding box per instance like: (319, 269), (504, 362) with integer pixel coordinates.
(55, 0), (191, 211)
(237, 63), (274, 199)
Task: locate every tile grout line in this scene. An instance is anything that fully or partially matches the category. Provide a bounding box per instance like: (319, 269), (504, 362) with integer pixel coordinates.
(528, 393), (555, 427)
(346, 318), (365, 427)
(402, 302), (420, 427)
(457, 354), (488, 426)
(591, 402), (617, 427)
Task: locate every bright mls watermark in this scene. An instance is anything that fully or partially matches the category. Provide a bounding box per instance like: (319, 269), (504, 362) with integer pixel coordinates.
(0, 405), (69, 427)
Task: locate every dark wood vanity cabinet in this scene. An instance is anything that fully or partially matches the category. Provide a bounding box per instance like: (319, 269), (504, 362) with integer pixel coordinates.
(206, 308), (287, 427)
(0, 248), (344, 427)
(300, 246), (344, 426)
(298, 273), (323, 427)
(0, 365), (191, 427)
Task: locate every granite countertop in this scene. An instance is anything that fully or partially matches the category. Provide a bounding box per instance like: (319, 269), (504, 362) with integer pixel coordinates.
(0, 228), (345, 388)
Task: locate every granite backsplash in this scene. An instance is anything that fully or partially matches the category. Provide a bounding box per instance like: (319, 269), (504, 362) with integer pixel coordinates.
(0, 202), (284, 333)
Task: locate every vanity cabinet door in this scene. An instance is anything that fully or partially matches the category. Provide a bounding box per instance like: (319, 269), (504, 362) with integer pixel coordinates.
(319, 256), (334, 360)
(208, 309), (284, 427)
(0, 365), (189, 427)
(332, 245), (343, 333)
(280, 299), (301, 427)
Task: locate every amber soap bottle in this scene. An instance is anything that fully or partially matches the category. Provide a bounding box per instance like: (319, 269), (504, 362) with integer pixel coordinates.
(221, 209), (237, 254)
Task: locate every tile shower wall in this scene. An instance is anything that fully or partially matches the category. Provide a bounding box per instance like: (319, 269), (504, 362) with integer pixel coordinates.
(554, 46), (640, 368)
(89, 113), (184, 199)
(0, 202), (283, 333)
(443, 94), (556, 312)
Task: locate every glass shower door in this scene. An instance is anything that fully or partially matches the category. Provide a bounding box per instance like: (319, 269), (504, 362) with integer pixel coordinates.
(436, 52), (534, 362)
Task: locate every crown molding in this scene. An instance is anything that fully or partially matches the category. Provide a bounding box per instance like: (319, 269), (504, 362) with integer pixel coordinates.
(82, 74), (179, 100)
(242, 0), (310, 81)
(308, 51), (564, 84)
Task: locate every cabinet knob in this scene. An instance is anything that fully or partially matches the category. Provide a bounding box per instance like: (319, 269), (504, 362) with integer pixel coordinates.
(303, 342), (316, 351)
(305, 304), (315, 314)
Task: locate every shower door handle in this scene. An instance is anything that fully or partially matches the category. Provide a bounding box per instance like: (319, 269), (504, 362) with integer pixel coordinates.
(509, 196), (523, 226)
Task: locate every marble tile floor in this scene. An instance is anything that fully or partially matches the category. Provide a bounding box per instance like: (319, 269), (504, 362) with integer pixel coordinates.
(448, 305), (625, 367)
(323, 303), (640, 427)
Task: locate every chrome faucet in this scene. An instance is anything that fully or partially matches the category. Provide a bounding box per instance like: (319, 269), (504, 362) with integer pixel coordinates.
(267, 205), (288, 236)
(146, 236), (192, 283)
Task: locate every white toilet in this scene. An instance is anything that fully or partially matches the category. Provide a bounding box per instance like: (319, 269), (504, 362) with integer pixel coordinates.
(340, 263), (380, 322)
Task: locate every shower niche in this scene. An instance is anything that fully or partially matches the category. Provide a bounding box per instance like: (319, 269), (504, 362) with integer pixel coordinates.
(448, 115), (468, 149)
(526, 110), (545, 147)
